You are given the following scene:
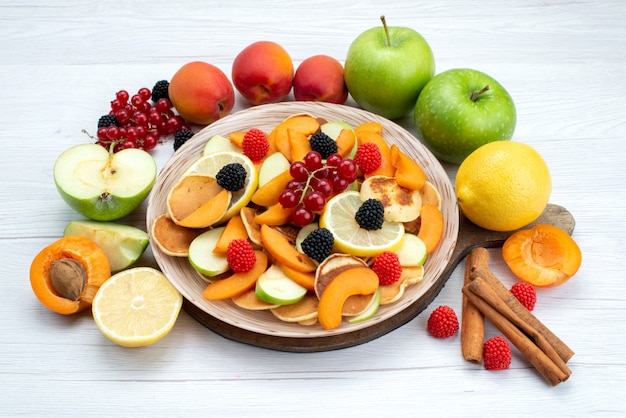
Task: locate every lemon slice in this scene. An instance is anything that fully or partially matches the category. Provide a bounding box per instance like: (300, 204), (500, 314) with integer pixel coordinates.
(319, 191), (405, 257)
(92, 267), (182, 347)
(182, 150), (259, 221)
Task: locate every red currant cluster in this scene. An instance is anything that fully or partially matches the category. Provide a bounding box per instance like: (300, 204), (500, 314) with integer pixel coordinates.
(95, 87), (190, 153)
(279, 151), (358, 226)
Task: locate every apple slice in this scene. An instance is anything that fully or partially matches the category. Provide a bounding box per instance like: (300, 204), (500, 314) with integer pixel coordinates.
(320, 121), (357, 158)
(63, 219), (149, 272)
(202, 134), (241, 155)
(348, 288), (381, 323)
(258, 151), (291, 187)
(255, 264), (307, 305)
(396, 233), (427, 267)
(188, 227), (230, 277)
(54, 144), (156, 221)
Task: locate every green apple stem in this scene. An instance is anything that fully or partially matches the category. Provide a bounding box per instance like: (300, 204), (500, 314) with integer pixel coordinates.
(470, 85), (490, 102)
(380, 15), (391, 47)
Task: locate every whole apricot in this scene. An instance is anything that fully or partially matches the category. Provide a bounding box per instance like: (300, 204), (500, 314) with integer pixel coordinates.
(168, 61), (235, 125)
(293, 55), (348, 104)
(231, 41), (294, 105)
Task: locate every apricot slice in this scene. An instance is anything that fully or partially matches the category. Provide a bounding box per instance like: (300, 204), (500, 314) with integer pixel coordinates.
(288, 128), (312, 162)
(502, 224), (582, 288)
(417, 204), (444, 254)
(167, 175), (231, 228)
(269, 114), (320, 162)
(335, 128), (356, 157)
(260, 224), (317, 273)
(213, 214), (248, 254)
(151, 214), (208, 257)
(202, 250), (268, 300)
(229, 131), (245, 147)
(253, 203), (296, 226)
(317, 267), (379, 330)
(390, 144), (426, 191)
(354, 121), (383, 136)
(277, 262), (316, 291)
(251, 169), (293, 207)
(356, 130), (394, 177)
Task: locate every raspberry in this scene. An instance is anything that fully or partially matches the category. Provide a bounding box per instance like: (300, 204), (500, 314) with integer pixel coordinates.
(300, 227), (334, 262)
(151, 80), (170, 102)
(226, 239), (256, 273)
(372, 251), (402, 285)
(242, 128), (270, 162)
(483, 336), (512, 370)
(216, 163), (247, 191)
(427, 305), (459, 338)
(510, 282), (537, 311)
(309, 132), (338, 159)
(355, 198), (385, 230)
(354, 142), (382, 174)
(173, 129), (194, 151)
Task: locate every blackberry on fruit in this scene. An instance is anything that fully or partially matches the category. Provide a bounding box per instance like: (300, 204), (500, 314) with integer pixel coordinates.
(216, 163), (247, 192)
(173, 129), (194, 151)
(309, 132), (338, 159)
(97, 114), (120, 128)
(355, 198), (385, 230)
(151, 80), (170, 102)
(301, 228), (334, 262)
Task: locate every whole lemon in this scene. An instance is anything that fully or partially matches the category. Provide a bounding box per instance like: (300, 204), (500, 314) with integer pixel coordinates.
(455, 141), (551, 232)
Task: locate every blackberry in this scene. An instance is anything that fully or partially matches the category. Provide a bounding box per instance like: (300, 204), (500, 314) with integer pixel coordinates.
(151, 80), (170, 102)
(216, 163), (247, 191)
(173, 129), (194, 151)
(301, 228), (334, 263)
(97, 114), (120, 128)
(309, 132), (338, 159)
(355, 198), (385, 230)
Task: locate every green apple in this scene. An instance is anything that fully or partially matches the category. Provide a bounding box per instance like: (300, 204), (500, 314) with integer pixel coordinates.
(188, 227), (230, 277)
(63, 219), (149, 272)
(203, 134), (241, 155)
(396, 233), (427, 267)
(320, 121), (357, 158)
(414, 68), (517, 164)
(255, 264), (307, 305)
(258, 151), (291, 187)
(53, 144), (156, 221)
(344, 16), (435, 120)
(348, 289), (380, 323)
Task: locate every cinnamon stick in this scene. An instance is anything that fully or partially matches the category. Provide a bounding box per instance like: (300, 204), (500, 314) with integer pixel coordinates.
(461, 248), (488, 363)
(470, 266), (575, 363)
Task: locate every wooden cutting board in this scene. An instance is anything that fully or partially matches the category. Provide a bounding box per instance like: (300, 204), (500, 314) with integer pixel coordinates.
(183, 203), (575, 352)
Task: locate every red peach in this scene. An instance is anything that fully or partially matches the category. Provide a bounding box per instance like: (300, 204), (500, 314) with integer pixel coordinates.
(231, 41), (294, 105)
(169, 61), (235, 125)
(293, 55), (348, 104)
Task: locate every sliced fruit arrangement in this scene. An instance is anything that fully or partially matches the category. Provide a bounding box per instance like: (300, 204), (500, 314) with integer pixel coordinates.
(151, 113), (445, 330)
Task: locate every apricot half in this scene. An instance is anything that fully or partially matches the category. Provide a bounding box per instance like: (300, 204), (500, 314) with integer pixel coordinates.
(502, 224), (582, 287)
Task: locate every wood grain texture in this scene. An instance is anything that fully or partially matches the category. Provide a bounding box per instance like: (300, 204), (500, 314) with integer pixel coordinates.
(2, 1), (626, 416)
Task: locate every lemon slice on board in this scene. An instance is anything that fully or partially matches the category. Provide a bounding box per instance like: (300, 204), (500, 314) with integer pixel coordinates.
(182, 151), (259, 221)
(92, 267), (182, 347)
(319, 191), (405, 257)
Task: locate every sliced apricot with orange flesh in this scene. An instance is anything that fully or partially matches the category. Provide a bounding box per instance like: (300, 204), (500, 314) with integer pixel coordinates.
(251, 169), (293, 207)
(288, 128), (312, 163)
(317, 267), (379, 330)
(167, 175), (231, 228)
(202, 250), (268, 300)
(277, 263), (316, 291)
(30, 236), (111, 315)
(229, 131), (245, 147)
(213, 214), (248, 254)
(260, 224), (317, 273)
(502, 224), (582, 288)
(354, 121), (383, 136)
(253, 203), (296, 226)
(390, 144), (426, 191)
(335, 128), (356, 157)
(417, 204), (444, 254)
(356, 130), (395, 177)
(269, 114), (320, 162)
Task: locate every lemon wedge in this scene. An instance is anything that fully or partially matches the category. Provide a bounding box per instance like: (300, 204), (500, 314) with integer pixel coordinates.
(92, 267), (182, 347)
(319, 191), (404, 257)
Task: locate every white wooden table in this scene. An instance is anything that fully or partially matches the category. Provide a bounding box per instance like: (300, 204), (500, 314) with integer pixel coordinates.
(2, 1), (625, 416)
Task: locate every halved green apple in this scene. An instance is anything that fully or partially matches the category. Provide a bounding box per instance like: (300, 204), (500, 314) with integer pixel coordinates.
(53, 144), (156, 221)
(63, 219), (149, 272)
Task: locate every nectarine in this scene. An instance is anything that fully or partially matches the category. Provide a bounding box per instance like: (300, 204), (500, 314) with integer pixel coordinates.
(293, 55), (348, 104)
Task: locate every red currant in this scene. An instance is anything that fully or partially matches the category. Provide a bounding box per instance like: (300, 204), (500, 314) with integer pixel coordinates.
(292, 206), (314, 227)
(279, 190), (299, 208)
(326, 153), (343, 167)
(289, 161), (309, 182)
(304, 192), (326, 212)
(337, 159), (358, 182)
(116, 90), (130, 104)
(138, 87), (152, 101)
(304, 151), (323, 171)
(332, 174), (350, 193)
(312, 177), (333, 197)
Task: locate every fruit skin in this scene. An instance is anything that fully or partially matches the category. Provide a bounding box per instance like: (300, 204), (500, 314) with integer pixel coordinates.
(293, 55), (348, 104)
(232, 41), (294, 105)
(455, 141), (551, 232)
(414, 68), (516, 164)
(344, 19), (435, 120)
(427, 305), (459, 338)
(483, 336), (512, 370)
(169, 61), (235, 125)
(54, 144), (157, 221)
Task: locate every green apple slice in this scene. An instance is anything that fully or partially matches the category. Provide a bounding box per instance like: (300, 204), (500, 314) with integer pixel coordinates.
(54, 144), (156, 221)
(202, 134), (241, 155)
(348, 288), (381, 323)
(294, 222), (319, 253)
(255, 264), (307, 305)
(396, 233), (428, 267)
(63, 219), (149, 272)
(188, 227), (230, 277)
(258, 151), (291, 187)
(320, 121), (357, 158)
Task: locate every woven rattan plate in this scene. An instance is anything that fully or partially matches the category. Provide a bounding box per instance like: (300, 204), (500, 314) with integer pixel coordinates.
(147, 102), (458, 351)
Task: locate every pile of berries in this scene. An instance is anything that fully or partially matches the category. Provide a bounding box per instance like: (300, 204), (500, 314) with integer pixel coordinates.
(94, 81), (191, 153)
(279, 151), (358, 226)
